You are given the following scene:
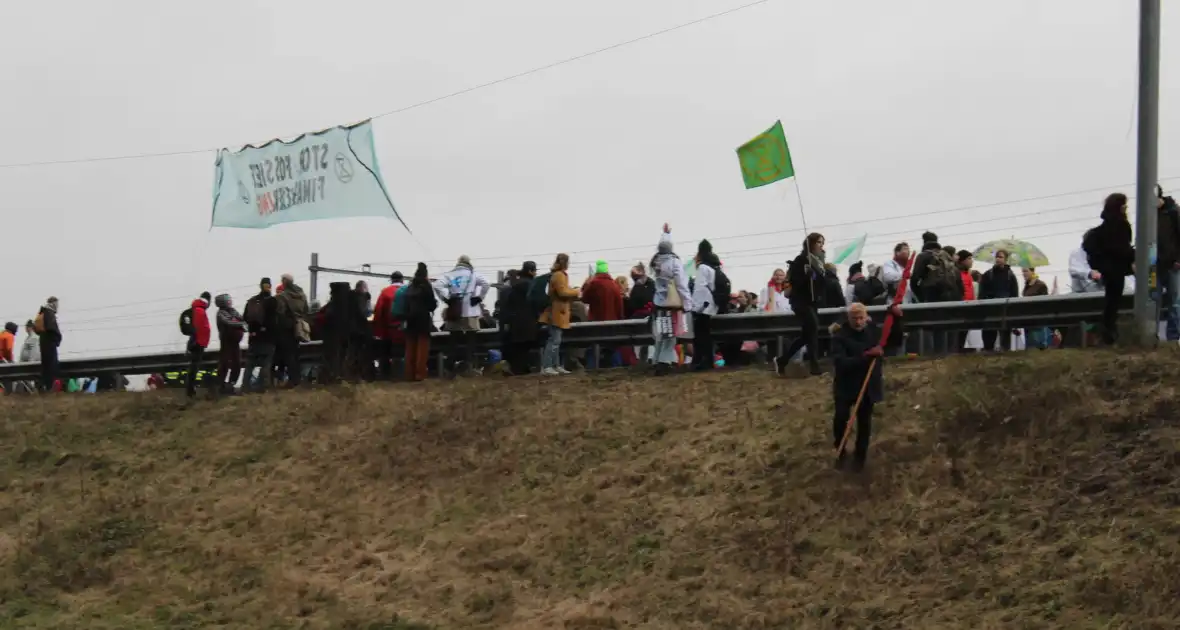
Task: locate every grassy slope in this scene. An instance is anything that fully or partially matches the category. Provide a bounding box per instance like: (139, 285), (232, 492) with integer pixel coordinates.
(1, 350), (1179, 629)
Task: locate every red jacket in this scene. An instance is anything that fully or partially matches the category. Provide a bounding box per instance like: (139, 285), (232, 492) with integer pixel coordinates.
(960, 271), (975, 301)
(371, 283), (406, 342)
(190, 298), (211, 348)
(582, 273), (625, 322)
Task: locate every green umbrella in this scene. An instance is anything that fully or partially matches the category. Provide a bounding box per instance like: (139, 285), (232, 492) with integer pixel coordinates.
(972, 239), (1049, 268)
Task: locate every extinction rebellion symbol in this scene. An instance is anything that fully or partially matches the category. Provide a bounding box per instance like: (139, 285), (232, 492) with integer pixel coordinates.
(334, 153), (354, 184)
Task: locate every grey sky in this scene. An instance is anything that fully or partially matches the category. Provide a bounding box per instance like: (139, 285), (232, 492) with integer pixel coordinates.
(1, 0), (1177, 358)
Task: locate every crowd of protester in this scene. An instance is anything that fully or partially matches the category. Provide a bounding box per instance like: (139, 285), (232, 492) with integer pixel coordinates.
(3, 188), (1176, 404)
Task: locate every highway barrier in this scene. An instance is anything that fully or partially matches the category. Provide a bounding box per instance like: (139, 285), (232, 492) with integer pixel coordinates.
(0, 292), (1132, 382)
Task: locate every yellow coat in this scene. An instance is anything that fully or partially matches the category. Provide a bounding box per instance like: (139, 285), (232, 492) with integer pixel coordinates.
(539, 270), (579, 329)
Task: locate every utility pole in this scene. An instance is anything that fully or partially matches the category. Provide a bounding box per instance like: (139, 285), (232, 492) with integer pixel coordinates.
(1133, 0), (1161, 346)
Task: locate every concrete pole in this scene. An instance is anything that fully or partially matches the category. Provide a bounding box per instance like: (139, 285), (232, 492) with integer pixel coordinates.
(309, 252), (320, 304)
(1133, 0), (1161, 345)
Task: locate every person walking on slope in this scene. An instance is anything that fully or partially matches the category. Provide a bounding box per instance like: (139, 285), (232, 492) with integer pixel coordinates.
(183, 292), (212, 399)
(433, 255), (490, 377)
(36, 296), (62, 392)
(274, 274), (309, 386)
(538, 253), (580, 376)
(402, 263), (438, 382)
(1083, 193), (1136, 345)
(978, 249), (1020, 352)
(242, 278), (278, 392)
(214, 294), (247, 394)
(649, 224), (693, 376)
(690, 239), (724, 372)
(776, 233), (826, 377)
(830, 302), (902, 472)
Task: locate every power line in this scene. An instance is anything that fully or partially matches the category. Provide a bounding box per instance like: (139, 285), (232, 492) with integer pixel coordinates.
(367, 179), (1180, 269)
(0, 0), (773, 170)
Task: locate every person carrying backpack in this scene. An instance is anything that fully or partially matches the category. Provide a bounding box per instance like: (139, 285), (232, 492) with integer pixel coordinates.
(908, 232), (963, 354)
(242, 278), (278, 392)
(36, 296), (62, 392)
(372, 271), (407, 379)
(690, 240), (723, 371)
(181, 292), (212, 399)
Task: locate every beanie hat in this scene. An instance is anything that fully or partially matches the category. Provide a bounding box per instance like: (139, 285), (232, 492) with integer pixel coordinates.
(391, 271), (404, 283)
(4, 322), (17, 335)
(522, 261), (537, 274)
(698, 239), (713, 256)
(595, 260), (609, 274)
(199, 291), (212, 302)
(922, 231), (938, 244)
(260, 277), (272, 289)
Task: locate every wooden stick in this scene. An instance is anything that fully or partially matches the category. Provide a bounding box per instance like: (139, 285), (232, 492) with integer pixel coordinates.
(836, 357), (877, 456)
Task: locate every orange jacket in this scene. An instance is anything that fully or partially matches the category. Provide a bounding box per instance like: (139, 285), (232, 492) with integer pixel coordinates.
(0, 331), (14, 362)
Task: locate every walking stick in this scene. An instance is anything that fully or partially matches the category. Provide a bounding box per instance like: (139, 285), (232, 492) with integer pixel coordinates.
(836, 357), (877, 456)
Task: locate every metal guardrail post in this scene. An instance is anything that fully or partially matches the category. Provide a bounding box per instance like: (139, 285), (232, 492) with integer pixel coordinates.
(590, 343), (600, 370)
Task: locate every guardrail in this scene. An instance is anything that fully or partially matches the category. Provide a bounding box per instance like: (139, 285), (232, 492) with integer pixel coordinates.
(0, 292), (1132, 381)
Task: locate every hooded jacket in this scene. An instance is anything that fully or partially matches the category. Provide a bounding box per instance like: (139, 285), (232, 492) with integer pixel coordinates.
(1083, 212), (1135, 277)
(583, 273), (626, 322)
(214, 294), (247, 347)
(433, 263), (490, 320)
(188, 298), (212, 348)
(628, 274), (656, 317)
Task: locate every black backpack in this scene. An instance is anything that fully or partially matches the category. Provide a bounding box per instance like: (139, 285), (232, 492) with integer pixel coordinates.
(712, 267), (732, 314)
(244, 297), (265, 327)
(528, 273), (552, 312)
(178, 308), (195, 336)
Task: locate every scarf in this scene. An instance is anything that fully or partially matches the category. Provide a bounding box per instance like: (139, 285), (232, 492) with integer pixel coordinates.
(764, 278), (785, 312)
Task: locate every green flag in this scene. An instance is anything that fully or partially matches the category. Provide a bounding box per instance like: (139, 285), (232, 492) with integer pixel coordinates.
(832, 234), (868, 265)
(736, 120), (795, 189)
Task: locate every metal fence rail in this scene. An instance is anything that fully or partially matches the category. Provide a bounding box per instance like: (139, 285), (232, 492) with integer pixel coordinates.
(0, 293), (1130, 381)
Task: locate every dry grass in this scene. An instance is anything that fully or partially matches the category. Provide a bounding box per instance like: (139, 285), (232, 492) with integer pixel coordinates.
(1, 349), (1179, 629)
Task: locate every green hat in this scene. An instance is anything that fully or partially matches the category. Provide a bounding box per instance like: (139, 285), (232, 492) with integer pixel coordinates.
(595, 260), (609, 274)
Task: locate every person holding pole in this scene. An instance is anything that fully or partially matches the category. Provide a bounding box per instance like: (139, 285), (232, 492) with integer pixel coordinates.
(829, 302), (901, 472)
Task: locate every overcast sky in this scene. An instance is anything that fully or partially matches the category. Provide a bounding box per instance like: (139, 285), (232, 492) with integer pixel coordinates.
(1, 0), (1178, 358)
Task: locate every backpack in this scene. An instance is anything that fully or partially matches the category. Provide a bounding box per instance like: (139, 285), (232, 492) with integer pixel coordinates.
(390, 285), (410, 319)
(178, 308), (195, 336)
(528, 273), (552, 312)
(922, 249), (959, 298)
(244, 297), (265, 327)
(34, 312), (46, 334)
(712, 267), (732, 313)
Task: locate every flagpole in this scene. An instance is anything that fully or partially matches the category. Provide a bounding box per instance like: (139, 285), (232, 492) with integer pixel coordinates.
(791, 176), (809, 236)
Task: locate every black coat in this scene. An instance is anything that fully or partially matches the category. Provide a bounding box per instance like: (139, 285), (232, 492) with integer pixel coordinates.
(851, 276), (888, 306)
(402, 282), (438, 335)
(787, 252), (820, 310)
(502, 276), (539, 342)
(324, 282), (367, 340)
(1083, 219), (1135, 277)
(38, 306), (62, 346)
(978, 266), (1019, 300)
(628, 277), (656, 317)
(1159, 199), (1180, 270)
(823, 270), (845, 309)
(831, 319), (885, 404)
(244, 292), (278, 345)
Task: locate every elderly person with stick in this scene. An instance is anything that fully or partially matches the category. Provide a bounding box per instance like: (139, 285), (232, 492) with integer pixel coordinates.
(830, 302), (903, 472)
